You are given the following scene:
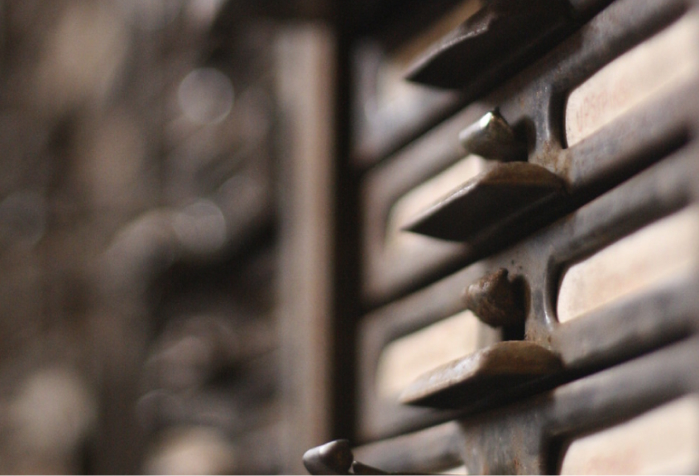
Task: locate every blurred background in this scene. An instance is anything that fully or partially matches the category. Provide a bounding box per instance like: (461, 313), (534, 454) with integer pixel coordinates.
(0, 0), (354, 473)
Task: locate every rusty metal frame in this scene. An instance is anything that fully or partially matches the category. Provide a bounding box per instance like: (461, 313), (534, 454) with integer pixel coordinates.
(359, 142), (699, 440)
(351, 0), (613, 165)
(354, 337), (699, 474)
(350, 2), (699, 473)
(361, 0), (693, 305)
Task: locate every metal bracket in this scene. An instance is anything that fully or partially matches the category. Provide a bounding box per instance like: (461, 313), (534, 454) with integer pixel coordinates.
(400, 341), (563, 408)
(404, 0), (571, 89)
(401, 162), (567, 242)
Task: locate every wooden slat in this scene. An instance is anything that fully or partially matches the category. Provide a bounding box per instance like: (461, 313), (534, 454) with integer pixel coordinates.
(561, 395), (699, 474)
(375, 310), (483, 398)
(565, 13), (699, 147)
(558, 206), (699, 323)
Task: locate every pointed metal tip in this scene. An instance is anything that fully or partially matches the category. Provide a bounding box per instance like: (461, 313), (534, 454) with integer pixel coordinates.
(303, 439), (354, 475)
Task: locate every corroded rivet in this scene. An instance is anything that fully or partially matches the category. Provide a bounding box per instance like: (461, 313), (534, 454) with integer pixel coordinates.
(459, 110), (526, 161)
(463, 268), (524, 327)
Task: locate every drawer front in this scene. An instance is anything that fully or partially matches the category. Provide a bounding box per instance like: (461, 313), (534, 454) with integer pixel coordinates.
(559, 395), (699, 474)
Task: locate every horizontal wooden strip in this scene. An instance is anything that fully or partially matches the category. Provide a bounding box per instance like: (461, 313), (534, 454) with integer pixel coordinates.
(557, 206), (699, 323)
(561, 395), (699, 474)
(565, 13), (699, 147)
(375, 310), (482, 399)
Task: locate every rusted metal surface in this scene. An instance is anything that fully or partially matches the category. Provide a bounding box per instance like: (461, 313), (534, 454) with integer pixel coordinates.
(351, 0), (470, 166)
(359, 144), (699, 440)
(402, 162), (567, 242)
(361, 105), (485, 305)
(362, 0), (694, 304)
(351, 1), (699, 473)
(350, 338), (699, 474)
(404, 0), (571, 89)
(458, 110), (526, 161)
(352, 0), (614, 165)
(463, 268), (525, 328)
(353, 422), (464, 475)
(358, 261), (501, 441)
(399, 342), (563, 408)
(352, 42), (464, 167)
